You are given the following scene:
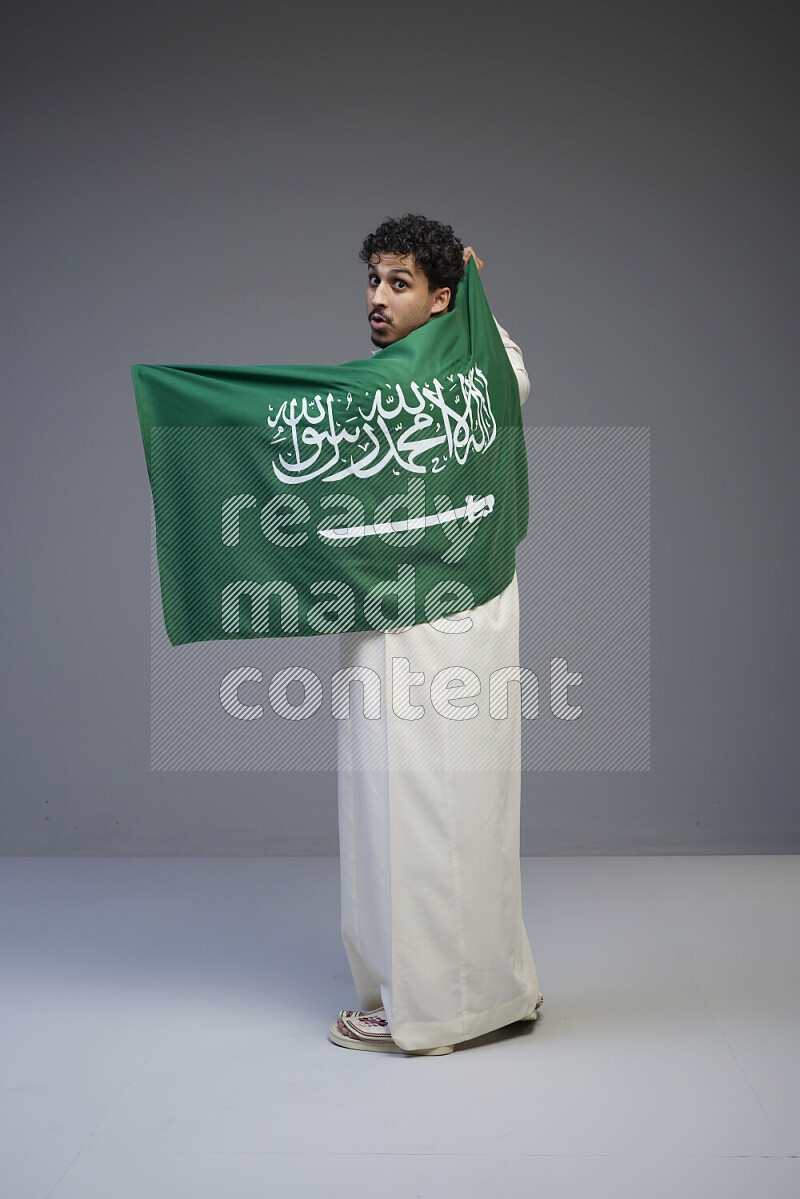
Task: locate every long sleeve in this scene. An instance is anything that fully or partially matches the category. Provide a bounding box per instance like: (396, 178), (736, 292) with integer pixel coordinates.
(493, 318), (530, 407)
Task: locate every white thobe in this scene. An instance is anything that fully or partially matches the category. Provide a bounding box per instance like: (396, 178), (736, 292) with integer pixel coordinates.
(336, 321), (541, 1051)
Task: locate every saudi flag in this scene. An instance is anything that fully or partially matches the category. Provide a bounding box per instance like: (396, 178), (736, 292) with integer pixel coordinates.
(133, 257), (529, 645)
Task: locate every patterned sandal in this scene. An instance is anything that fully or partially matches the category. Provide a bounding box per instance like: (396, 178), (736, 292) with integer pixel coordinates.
(328, 1006), (454, 1055)
(521, 992), (545, 1021)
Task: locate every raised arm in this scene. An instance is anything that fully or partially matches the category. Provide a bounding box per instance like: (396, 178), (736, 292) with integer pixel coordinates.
(463, 247), (531, 407)
(493, 320), (530, 407)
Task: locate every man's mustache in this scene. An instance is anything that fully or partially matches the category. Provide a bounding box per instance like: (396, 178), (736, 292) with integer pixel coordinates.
(369, 309), (393, 324)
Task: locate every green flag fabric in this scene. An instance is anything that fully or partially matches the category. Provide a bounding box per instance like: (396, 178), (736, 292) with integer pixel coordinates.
(133, 257), (529, 645)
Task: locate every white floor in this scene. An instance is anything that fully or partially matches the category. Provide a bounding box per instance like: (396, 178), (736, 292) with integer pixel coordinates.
(0, 855), (797, 1199)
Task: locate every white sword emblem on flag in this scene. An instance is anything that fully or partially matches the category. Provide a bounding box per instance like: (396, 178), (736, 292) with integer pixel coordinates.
(318, 493), (495, 541)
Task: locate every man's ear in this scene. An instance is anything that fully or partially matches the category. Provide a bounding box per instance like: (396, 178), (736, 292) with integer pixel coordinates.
(430, 286), (451, 315)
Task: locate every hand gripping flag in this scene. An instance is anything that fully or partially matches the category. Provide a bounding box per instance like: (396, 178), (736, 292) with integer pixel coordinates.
(133, 257), (529, 645)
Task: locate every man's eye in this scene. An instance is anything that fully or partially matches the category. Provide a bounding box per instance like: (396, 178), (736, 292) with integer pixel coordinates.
(395, 280), (406, 289)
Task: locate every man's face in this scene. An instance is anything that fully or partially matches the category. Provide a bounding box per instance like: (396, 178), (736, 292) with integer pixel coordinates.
(366, 252), (451, 347)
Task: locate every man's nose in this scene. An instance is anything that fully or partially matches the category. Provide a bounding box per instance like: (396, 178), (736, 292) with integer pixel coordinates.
(371, 280), (389, 307)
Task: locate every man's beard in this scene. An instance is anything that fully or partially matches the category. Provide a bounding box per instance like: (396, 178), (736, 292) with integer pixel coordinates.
(368, 309), (393, 346)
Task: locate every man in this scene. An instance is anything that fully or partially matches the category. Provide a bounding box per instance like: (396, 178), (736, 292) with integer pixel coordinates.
(330, 214), (543, 1055)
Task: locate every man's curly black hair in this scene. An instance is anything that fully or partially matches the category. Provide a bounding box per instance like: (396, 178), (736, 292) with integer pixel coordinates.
(359, 213), (465, 312)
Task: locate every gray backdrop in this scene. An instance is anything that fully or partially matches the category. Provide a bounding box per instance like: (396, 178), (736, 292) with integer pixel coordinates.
(2, 0), (797, 854)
